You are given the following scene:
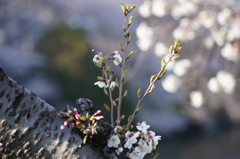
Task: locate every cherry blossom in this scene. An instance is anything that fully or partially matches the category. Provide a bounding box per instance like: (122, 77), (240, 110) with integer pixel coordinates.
(136, 121), (150, 133)
(108, 135), (121, 148)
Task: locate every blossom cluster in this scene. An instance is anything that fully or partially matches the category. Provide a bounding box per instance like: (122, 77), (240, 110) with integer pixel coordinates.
(107, 121), (161, 159)
(92, 50), (122, 89)
(58, 108), (103, 143)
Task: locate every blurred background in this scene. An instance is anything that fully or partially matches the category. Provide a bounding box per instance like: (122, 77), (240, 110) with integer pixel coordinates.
(0, 0), (239, 158)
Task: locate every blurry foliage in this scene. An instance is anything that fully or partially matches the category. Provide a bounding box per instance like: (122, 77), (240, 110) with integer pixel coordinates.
(37, 24), (106, 106)
(36, 24), (132, 121)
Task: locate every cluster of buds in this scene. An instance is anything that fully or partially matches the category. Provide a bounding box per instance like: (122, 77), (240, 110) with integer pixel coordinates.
(107, 121), (161, 159)
(58, 108), (104, 144)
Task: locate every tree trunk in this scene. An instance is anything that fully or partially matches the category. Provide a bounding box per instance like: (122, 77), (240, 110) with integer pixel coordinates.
(0, 67), (116, 159)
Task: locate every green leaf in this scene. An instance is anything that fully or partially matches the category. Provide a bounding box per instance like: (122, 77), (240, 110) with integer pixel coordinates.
(171, 55), (180, 61)
(127, 51), (135, 59)
(83, 135), (88, 144)
(136, 106), (142, 112)
(160, 70), (167, 79)
(137, 88), (141, 99)
(104, 103), (110, 112)
(121, 4), (126, 15)
(161, 58), (166, 70)
(152, 153), (159, 159)
(123, 90), (128, 97)
(150, 74), (158, 83)
(103, 88), (108, 95)
(123, 65), (131, 76)
(128, 115), (133, 122)
(148, 84), (155, 94)
(119, 42), (124, 52)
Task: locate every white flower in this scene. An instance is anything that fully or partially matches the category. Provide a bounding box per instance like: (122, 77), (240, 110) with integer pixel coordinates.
(162, 74), (181, 93)
(124, 131), (140, 149)
(113, 51), (122, 66)
(221, 43), (239, 62)
(136, 121), (150, 133)
(94, 81), (107, 88)
(115, 146), (123, 155)
(211, 28), (227, 46)
(138, 138), (152, 154)
(154, 42), (168, 57)
(171, 2), (197, 19)
(129, 147), (145, 159)
(152, 0), (168, 18)
(107, 135), (120, 148)
(207, 77), (220, 93)
(198, 11), (215, 29)
(217, 8), (232, 25)
(216, 71), (236, 94)
(136, 22), (153, 51)
(173, 59), (192, 77)
(189, 90), (205, 108)
(106, 80), (116, 89)
(152, 135), (161, 149)
(93, 54), (102, 63)
(138, 0), (151, 18)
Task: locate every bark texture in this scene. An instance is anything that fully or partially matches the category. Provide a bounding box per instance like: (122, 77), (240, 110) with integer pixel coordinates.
(0, 67), (116, 159)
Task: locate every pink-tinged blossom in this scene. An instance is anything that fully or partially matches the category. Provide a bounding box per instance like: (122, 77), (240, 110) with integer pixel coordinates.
(93, 54), (102, 63)
(152, 135), (161, 149)
(94, 81), (107, 88)
(0, 142), (3, 147)
(124, 131), (140, 149)
(136, 121), (150, 133)
(129, 146), (144, 159)
(58, 112), (66, 117)
(112, 51), (122, 66)
(115, 146), (123, 155)
(60, 125), (65, 130)
(94, 115), (104, 120)
(108, 135), (121, 148)
(114, 126), (122, 133)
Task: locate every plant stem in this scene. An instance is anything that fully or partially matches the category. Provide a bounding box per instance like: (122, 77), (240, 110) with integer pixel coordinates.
(126, 53), (176, 130)
(117, 14), (130, 126)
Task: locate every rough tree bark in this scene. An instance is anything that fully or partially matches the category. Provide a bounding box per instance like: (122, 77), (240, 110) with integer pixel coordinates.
(0, 67), (117, 159)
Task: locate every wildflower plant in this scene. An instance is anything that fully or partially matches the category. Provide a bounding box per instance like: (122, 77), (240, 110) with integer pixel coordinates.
(58, 3), (182, 159)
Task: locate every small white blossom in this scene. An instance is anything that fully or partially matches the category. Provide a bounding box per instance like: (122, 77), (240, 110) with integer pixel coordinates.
(217, 8), (232, 25)
(138, 0), (151, 18)
(189, 90), (205, 108)
(108, 135), (120, 148)
(113, 51), (122, 66)
(152, 0), (168, 18)
(173, 59), (192, 77)
(129, 147), (145, 159)
(124, 131), (140, 149)
(115, 146), (123, 155)
(136, 121), (150, 133)
(207, 77), (220, 93)
(136, 22), (153, 51)
(152, 135), (161, 149)
(93, 54), (102, 63)
(94, 81), (107, 88)
(154, 42), (168, 57)
(216, 71), (236, 94)
(106, 80), (116, 89)
(221, 43), (239, 62)
(162, 74), (181, 93)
